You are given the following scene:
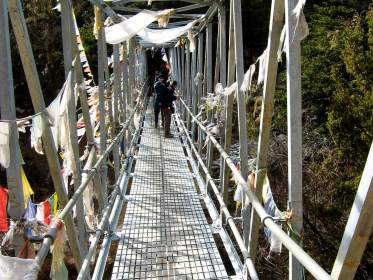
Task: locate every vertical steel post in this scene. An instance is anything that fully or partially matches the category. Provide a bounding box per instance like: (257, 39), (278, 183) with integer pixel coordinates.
(218, 4), (227, 190)
(214, 31), (220, 88)
(174, 47), (181, 119)
(113, 44), (121, 180)
(121, 44), (128, 153)
(197, 32), (204, 153)
(0, 1), (25, 255)
(96, 4), (108, 205)
(248, 0), (284, 261)
(232, 0), (250, 245)
(191, 39), (198, 140)
(285, 0), (303, 278)
(186, 45), (192, 129)
(128, 39), (135, 107)
(118, 44), (124, 124)
(60, 0), (88, 252)
(0, 0), (24, 221)
(219, 5), (227, 88)
(181, 46), (185, 120)
(205, 23), (214, 175)
(220, 0), (236, 203)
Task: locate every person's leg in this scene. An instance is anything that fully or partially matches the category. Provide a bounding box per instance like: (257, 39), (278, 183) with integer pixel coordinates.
(164, 110), (172, 137)
(161, 109), (165, 127)
(154, 105), (159, 127)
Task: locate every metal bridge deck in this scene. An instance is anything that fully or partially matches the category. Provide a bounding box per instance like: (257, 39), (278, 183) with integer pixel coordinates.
(111, 104), (229, 279)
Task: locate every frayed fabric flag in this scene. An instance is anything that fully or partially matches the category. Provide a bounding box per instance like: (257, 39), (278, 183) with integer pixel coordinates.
(277, 25), (286, 62)
(24, 199), (36, 221)
(105, 9), (175, 44)
(240, 64), (256, 92)
(30, 114), (44, 154)
(0, 254), (39, 280)
(188, 30), (196, 52)
(83, 182), (96, 230)
(48, 193), (58, 218)
(261, 174), (283, 253)
(21, 168), (34, 209)
(0, 187), (8, 232)
(138, 20), (197, 46)
(50, 220), (68, 280)
(257, 48), (268, 85)
(36, 200), (51, 225)
(0, 122), (10, 169)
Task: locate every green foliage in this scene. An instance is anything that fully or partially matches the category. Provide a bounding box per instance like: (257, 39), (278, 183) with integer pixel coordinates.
(79, 21), (98, 80)
(326, 8), (373, 163)
(268, 2), (373, 276)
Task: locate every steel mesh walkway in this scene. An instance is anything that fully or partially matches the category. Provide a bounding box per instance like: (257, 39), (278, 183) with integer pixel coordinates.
(111, 104), (229, 279)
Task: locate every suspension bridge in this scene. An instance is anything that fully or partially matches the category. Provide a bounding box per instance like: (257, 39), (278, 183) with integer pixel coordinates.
(0, 0), (372, 279)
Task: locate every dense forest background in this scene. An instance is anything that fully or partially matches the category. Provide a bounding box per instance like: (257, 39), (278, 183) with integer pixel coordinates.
(6, 0), (372, 279)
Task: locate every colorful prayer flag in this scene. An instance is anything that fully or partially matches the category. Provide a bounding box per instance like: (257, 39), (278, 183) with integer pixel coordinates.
(21, 167), (34, 209)
(0, 186), (8, 232)
(36, 200), (51, 225)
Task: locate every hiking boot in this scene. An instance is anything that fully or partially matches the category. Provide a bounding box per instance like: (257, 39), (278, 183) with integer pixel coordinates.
(164, 134), (174, 138)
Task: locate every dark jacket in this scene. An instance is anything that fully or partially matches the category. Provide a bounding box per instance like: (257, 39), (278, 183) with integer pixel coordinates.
(154, 80), (176, 110)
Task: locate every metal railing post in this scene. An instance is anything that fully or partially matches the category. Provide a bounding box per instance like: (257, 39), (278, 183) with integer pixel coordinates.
(197, 32), (204, 154)
(96, 4), (109, 205)
(231, 0), (250, 246)
(0, 0), (25, 255)
(0, 0), (24, 220)
(181, 45), (185, 98)
(122, 43), (129, 153)
(205, 22), (214, 180)
(285, 0), (304, 278)
(61, 0), (88, 252)
(248, 0), (284, 262)
(113, 44), (121, 180)
(191, 42), (198, 139)
(220, 0), (236, 203)
(186, 44), (192, 128)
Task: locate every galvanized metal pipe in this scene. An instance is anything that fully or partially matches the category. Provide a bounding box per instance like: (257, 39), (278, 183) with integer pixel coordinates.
(180, 100), (332, 280)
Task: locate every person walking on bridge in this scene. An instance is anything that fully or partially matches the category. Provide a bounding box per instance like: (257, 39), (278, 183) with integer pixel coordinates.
(154, 74), (178, 138)
(154, 73), (166, 129)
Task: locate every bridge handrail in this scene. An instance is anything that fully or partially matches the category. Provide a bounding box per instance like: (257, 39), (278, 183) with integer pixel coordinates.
(34, 99), (144, 272)
(77, 98), (147, 280)
(82, 98), (147, 280)
(180, 99), (332, 280)
(174, 112), (259, 279)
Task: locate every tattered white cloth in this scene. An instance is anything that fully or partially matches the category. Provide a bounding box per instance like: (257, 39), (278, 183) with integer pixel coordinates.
(257, 48), (268, 85)
(0, 254), (39, 280)
(241, 64), (256, 92)
(105, 9), (174, 44)
(139, 21), (197, 45)
(215, 82), (237, 96)
(30, 114), (44, 155)
(0, 122), (10, 168)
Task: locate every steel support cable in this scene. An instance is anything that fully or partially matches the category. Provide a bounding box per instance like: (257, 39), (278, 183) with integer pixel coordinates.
(174, 113), (259, 280)
(180, 99), (332, 280)
(34, 101), (142, 270)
